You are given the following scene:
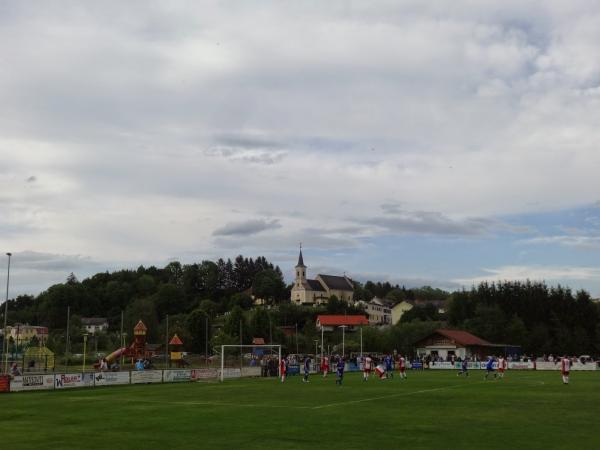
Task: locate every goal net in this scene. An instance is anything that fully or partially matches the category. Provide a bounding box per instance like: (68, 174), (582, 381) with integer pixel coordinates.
(219, 344), (282, 382)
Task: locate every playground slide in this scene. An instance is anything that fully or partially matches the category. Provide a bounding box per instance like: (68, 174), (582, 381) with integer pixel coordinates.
(105, 347), (128, 363)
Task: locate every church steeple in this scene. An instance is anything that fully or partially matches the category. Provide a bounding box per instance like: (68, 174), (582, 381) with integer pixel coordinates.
(297, 244), (306, 268)
(295, 244), (307, 286)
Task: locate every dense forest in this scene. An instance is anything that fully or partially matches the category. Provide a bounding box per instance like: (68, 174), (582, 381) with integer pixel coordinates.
(2, 255), (599, 357)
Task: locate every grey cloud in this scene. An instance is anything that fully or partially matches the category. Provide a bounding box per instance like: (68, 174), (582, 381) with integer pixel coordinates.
(204, 146), (287, 165)
(520, 235), (600, 250)
(212, 219), (282, 236)
(26, 175), (36, 183)
(368, 208), (495, 236)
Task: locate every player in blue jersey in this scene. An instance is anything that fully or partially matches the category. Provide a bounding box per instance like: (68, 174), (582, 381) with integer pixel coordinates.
(335, 356), (345, 386)
(484, 356), (497, 380)
(302, 356), (311, 382)
(384, 354), (394, 379)
(457, 357), (469, 377)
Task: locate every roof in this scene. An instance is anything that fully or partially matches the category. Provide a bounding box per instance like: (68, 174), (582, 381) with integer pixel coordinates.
(296, 248), (306, 267)
(307, 279), (326, 291)
(169, 334), (183, 345)
(81, 317), (108, 326)
(429, 329), (492, 346)
(133, 320), (147, 334)
(252, 337), (265, 345)
(317, 315), (369, 326)
(317, 274), (354, 291)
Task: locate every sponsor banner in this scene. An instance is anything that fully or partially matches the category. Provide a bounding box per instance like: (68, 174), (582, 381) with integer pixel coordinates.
(94, 371), (130, 386)
(0, 375), (10, 393)
(537, 361), (596, 371)
(241, 367), (261, 377)
(430, 361), (454, 369)
(286, 364), (300, 375)
(410, 361), (423, 369)
(10, 374), (55, 392)
(130, 370), (163, 384)
(163, 369), (192, 383)
(508, 361), (535, 370)
(55, 373), (94, 389)
(191, 368), (218, 380)
(219, 368), (241, 379)
(453, 362), (482, 370)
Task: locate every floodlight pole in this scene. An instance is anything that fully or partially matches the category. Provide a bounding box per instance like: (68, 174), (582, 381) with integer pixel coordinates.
(82, 334), (88, 372)
(339, 325), (347, 358)
(320, 325), (324, 369)
(360, 326), (363, 359)
(3, 252), (12, 374)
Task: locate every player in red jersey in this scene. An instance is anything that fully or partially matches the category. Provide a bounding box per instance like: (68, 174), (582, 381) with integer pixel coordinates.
(279, 357), (287, 383)
(321, 355), (329, 378)
(561, 355), (571, 385)
(398, 355), (407, 380)
(497, 356), (507, 379)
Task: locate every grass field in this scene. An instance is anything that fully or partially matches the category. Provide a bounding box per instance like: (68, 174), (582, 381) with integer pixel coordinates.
(1, 370), (599, 449)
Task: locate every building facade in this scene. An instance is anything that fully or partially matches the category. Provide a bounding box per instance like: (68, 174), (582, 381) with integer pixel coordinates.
(81, 317), (109, 334)
(360, 298), (392, 325)
(291, 248), (354, 305)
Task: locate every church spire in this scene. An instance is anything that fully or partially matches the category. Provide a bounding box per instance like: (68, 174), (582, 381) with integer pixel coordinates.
(296, 244), (306, 267)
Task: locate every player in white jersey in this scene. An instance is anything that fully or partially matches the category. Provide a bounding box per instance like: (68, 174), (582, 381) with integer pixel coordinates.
(398, 355), (407, 379)
(497, 356), (507, 379)
(561, 356), (571, 384)
(363, 355), (373, 381)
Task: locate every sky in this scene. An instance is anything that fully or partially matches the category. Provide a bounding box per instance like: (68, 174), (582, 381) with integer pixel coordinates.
(2, 1), (600, 297)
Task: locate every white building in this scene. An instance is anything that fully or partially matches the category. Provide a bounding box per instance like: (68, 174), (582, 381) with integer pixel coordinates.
(81, 317), (109, 334)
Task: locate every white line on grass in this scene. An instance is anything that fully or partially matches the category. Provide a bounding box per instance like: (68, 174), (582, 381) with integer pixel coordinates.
(312, 381), (487, 410)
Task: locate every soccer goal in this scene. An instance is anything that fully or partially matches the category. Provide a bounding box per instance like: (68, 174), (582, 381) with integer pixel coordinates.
(219, 344), (282, 382)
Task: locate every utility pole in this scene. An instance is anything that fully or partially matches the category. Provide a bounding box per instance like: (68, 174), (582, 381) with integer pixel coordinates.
(3, 252), (12, 374)
(165, 314), (169, 369)
(120, 310), (124, 368)
(205, 316), (208, 367)
(65, 306), (70, 361)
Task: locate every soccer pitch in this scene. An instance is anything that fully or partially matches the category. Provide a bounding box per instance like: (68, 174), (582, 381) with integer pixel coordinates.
(1, 371), (598, 449)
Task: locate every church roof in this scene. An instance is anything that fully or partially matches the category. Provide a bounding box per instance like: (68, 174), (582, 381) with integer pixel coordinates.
(317, 274), (354, 291)
(296, 249), (306, 267)
(307, 279), (326, 291)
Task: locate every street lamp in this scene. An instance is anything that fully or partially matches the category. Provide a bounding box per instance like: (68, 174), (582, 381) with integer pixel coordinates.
(3, 252), (12, 375)
(313, 339), (319, 368)
(82, 333), (88, 372)
(338, 325), (348, 358)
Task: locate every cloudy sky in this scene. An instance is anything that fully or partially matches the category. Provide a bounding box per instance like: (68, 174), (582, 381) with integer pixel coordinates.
(2, 1), (600, 297)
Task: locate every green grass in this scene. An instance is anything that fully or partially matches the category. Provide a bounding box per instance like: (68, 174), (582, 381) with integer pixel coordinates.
(1, 370), (599, 449)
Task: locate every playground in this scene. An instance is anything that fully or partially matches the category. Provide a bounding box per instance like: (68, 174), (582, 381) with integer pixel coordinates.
(1, 370), (599, 449)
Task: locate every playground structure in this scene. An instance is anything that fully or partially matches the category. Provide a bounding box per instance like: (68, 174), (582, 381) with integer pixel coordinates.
(96, 320), (150, 369)
(169, 334), (190, 368)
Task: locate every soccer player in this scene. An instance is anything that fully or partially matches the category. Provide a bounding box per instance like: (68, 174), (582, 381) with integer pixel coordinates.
(398, 355), (407, 379)
(302, 355), (311, 383)
(484, 356), (497, 380)
(497, 356), (507, 379)
(279, 356), (287, 383)
(561, 355), (571, 385)
(321, 355), (329, 378)
(363, 354), (373, 381)
(457, 357), (469, 377)
(335, 356), (345, 386)
(384, 354), (394, 379)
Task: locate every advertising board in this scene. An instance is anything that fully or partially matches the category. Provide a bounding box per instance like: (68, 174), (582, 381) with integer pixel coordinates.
(163, 369), (192, 382)
(94, 371), (130, 386)
(10, 374), (55, 392)
(191, 368), (218, 381)
(55, 373), (94, 389)
(219, 368), (241, 379)
(130, 370), (163, 384)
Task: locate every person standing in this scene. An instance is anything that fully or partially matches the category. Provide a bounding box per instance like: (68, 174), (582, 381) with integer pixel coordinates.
(321, 355), (329, 378)
(497, 356), (507, 379)
(561, 355), (571, 385)
(335, 356), (345, 386)
(303, 356), (311, 383)
(363, 354), (372, 381)
(279, 357), (287, 383)
(384, 354), (394, 379)
(398, 355), (407, 380)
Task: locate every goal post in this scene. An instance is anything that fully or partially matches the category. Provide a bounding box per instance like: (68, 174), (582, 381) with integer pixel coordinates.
(220, 344), (282, 382)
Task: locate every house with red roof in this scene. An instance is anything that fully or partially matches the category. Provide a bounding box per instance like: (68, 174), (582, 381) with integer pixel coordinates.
(316, 315), (369, 332)
(414, 329), (515, 360)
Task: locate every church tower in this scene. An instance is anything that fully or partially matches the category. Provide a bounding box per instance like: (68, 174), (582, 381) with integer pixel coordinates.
(295, 245), (307, 288)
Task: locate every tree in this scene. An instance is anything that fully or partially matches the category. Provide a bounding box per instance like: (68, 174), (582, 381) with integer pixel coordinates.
(249, 308), (271, 341)
(252, 269), (286, 305)
(223, 306), (249, 342)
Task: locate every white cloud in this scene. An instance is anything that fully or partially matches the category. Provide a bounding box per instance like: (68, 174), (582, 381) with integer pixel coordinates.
(454, 265), (600, 286)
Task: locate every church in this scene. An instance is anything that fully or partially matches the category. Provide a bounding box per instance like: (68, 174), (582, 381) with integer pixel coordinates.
(291, 248), (355, 306)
